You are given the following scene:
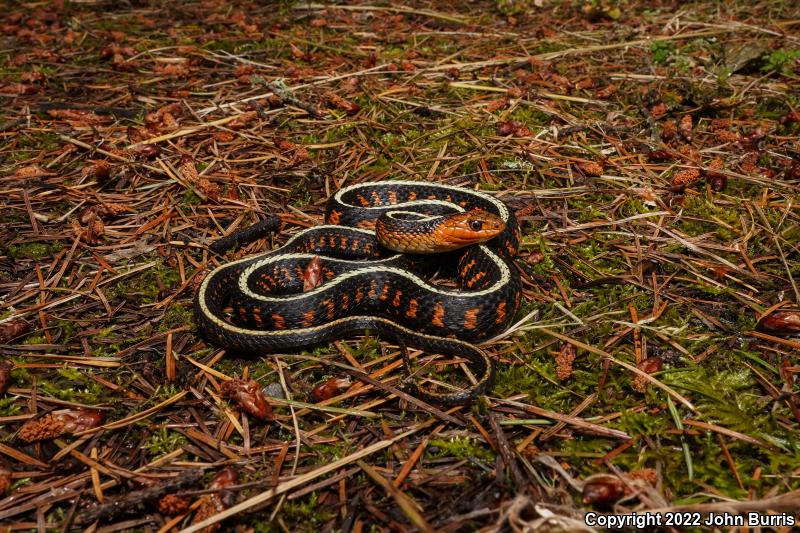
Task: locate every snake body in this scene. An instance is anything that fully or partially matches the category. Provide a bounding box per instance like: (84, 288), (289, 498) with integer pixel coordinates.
(194, 181), (521, 404)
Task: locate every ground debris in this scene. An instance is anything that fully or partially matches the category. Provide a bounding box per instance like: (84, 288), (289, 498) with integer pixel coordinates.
(1, 0), (799, 530)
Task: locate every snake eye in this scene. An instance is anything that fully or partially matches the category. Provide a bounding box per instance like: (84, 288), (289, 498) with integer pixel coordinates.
(469, 220), (483, 231)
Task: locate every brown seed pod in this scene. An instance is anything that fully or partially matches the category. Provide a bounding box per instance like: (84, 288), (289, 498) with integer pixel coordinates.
(633, 357), (664, 393)
(555, 343), (576, 381)
(758, 310), (800, 335)
(275, 138), (310, 164)
(71, 215), (105, 245)
(630, 468), (658, 485)
(661, 119), (677, 140)
(649, 102), (667, 118)
(0, 361), (10, 396)
(638, 357), (664, 374)
(646, 149), (671, 162)
(129, 143), (160, 158)
(496, 120), (520, 136)
(582, 474), (626, 507)
(158, 494), (191, 515)
(190, 467), (239, 532)
(227, 111), (257, 129)
(310, 377), (352, 402)
(127, 126), (149, 143)
(679, 114), (693, 141)
(80, 160), (112, 181)
(668, 168), (702, 192)
(594, 84), (616, 99)
(209, 467), (238, 491)
(576, 161), (604, 177)
(221, 379), (274, 421)
(0, 320), (30, 343)
(18, 409), (104, 443)
(324, 92), (360, 114)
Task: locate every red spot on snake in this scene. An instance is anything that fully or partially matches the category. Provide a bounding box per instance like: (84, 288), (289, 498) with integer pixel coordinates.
(495, 302), (506, 324)
(406, 299), (418, 318)
(466, 271), (485, 288)
(464, 308), (479, 330)
(432, 303), (445, 327)
(272, 314), (285, 329)
(328, 209), (341, 224)
(356, 219), (375, 230)
(392, 290), (403, 307)
(368, 279), (378, 299)
(460, 259), (477, 277)
(379, 281), (391, 301)
(321, 298), (335, 319)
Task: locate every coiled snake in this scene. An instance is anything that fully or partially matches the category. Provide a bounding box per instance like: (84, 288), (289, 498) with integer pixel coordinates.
(194, 181), (521, 404)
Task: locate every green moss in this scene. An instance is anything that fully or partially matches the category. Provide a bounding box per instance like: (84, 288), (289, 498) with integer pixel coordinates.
(761, 48), (800, 75)
(651, 41), (677, 64)
(106, 259), (181, 304)
(618, 409), (670, 437)
(143, 426), (187, 457)
(7, 241), (61, 260)
(252, 493), (336, 532)
(182, 189), (202, 206)
(0, 396), (22, 418)
(429, 436), (494, 462)
(22, 334), (47, 345)
(159, 303), (194, 331)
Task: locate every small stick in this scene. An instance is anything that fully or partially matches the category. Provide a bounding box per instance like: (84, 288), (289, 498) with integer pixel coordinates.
(77, 469), (204, 524)
(251, 76), (322, 118)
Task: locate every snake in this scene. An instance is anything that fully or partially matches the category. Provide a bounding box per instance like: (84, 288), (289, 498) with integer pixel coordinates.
(194, 181), (521, 405)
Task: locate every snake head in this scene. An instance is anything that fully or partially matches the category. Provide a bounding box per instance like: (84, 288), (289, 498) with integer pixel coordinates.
(437, 209), (505, 250)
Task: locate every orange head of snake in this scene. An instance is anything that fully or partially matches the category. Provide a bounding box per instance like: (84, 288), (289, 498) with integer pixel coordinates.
(434, 209), (505, 252)
(376, 208), (506, 254)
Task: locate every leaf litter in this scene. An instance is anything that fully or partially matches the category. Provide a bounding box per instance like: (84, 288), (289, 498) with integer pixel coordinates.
(0, 0), (799, 531)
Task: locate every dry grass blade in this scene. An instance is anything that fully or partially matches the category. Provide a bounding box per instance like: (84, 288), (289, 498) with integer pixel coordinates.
(178, 421), (435, 533)
(358, 460), (436, 533)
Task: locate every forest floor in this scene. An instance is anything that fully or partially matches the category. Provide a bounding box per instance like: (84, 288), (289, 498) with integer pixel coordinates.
(1, 1), (799, 531)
